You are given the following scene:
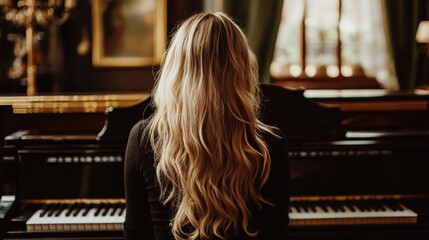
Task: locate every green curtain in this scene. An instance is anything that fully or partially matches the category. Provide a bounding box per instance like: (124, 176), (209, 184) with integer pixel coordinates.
(383, 0), (429, 90)
(223, 0), (284, 83)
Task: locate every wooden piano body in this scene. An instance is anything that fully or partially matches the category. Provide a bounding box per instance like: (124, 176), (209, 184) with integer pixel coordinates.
(1, 84), (429, 239)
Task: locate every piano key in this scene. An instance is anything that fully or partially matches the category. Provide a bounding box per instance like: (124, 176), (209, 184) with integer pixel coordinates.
(337, 204), (346, 212)
(77, 210), (87, 231)
(118, 204), (125, 216)
(99, 208), (115, 230)
(26, 202), (128, 232)
(82, 204), (93, 217)
(72, 204), (84, 217)
(46, 204), (59, 217)
(27, 209), (44, 231)
(94, 204), (104, 217)
(65, 203), (77, 216)
(84, 208), (98, 230)
(347, 203), (357, 212)
(39, 204), (50, 217)
(319, 204), (329, 212)
(387, 201), (403, 211)
(54, 204), (67, 217)
(329, 202), (340, 212)
(109, 205), (119, 216)
(397, 203), (407, 211)
(101, 204), (111, 216)
(53, 208), (69, 231)
(289, 199), (418, 226)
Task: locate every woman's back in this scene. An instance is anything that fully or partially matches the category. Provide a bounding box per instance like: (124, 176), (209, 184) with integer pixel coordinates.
(124, 120), (290, 239)
(124, 12), (290, 240)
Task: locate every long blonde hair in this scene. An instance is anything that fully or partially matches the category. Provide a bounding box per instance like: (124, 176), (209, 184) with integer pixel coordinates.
(147, 12), (274, 240)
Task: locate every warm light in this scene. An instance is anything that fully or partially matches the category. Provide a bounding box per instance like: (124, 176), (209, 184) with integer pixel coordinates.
(270, 62), (286, 77)
(289, 64), (302, 77)
(305, 65), (317, 77)
(326, 65), (339, 78)
(416, 21), (429, 43)
(341, 66), (353, 77)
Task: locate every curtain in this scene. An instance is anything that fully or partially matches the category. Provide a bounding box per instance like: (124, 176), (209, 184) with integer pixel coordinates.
(382, 0), (429, 90)
(223, 0), (284, 83)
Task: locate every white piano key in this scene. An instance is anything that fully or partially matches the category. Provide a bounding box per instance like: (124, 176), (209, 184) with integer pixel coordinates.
(54, 207), (68, 231)
(110, 206), (123, 230)
(26, 203), (127, 232)
(289, 200), (418, 226)
(98, 207), (114, 230)
(76, 209), (87, 231)
(26, 209), (43, 231)
(84, 207), (96, 230)
(80, 208), (93, 231)
(91, 205), (101, 232)
(69, 207), (82, 231)
(98, 209), (109, 230)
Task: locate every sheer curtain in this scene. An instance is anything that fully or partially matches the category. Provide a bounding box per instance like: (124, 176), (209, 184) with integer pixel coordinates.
(272, 0), (398, 90)
(343, 0), (397, 89)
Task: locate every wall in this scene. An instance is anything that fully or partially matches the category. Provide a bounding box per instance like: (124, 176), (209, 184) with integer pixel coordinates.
(0, 0), (202, 94)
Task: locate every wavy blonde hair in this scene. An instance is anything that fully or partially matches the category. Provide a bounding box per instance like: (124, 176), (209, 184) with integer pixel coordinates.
(147, 12), (274, 240)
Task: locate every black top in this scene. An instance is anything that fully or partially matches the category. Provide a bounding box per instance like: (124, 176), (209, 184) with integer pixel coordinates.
(124, 120), (290, 240)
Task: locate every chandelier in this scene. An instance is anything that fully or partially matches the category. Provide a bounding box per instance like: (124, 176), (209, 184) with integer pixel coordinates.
(0, 0), (76, 95)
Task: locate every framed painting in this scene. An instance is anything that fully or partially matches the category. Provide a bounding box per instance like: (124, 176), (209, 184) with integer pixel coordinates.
(91, 0), (166, 67)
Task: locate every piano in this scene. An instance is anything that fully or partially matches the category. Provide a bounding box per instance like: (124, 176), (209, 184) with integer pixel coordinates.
(1, 84), (429, 239)
(285, 128), (429, 239)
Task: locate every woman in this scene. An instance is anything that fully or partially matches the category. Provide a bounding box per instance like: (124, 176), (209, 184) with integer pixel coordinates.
(124, 12), (290, 240)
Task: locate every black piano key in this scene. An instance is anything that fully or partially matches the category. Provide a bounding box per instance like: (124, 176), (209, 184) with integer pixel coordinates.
(295, 204), (302, 213)
(394, 200), (402, 210)
(320, 204), (329, 212)
(370, 201), (382, 211)
(380, 204), (389, 211)
(301, 203), (309, 213)
(337, 203), (346, 212)
(118, 205), (125, 216)
(108, 206), (117, 216)
(54, 204), (67, 217)
(47, 204), (59, 217)
(329, 202), (340, 212)
(94, 204), (104, 216)
(368, 202), (378, 211)
(110, 204), (121, 216)
(345, 202), (356, 212)
(82, 204), (93, 217)
(309, 204), (317, 212)
(65, 203), (77, 216)
(361, 201), (372, 212)
(354, 202), (366, 212)
(72, 204), (84, 217)
(303, 202), (314, 212)
(393, 202), (404, 211)
(385, 201), (399, 211)
(101, 204), (111, 216)
(391, 202), (402, 211)
(39, 204), (50, 217)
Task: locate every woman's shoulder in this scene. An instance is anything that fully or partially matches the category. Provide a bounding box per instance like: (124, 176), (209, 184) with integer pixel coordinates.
(128, 120), (152, 151)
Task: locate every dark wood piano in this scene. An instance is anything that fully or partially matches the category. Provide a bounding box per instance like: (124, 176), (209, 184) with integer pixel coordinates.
(1, 85), (429, 239)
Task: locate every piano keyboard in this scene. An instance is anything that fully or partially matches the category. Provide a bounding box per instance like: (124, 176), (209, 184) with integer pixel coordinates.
(24, 197), (419, 231)
(289, 198), (418, 226)
(26, 202), (126, 231)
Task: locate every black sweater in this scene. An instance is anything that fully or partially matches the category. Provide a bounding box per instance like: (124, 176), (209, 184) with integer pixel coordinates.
(124, 120), (290, 240)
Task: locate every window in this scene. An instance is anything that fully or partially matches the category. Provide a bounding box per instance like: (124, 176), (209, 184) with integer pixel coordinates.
(271, 0), (396, 89)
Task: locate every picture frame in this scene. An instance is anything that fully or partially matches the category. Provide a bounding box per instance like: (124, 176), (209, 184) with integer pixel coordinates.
(91, 0), (166, 67)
